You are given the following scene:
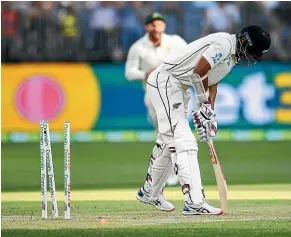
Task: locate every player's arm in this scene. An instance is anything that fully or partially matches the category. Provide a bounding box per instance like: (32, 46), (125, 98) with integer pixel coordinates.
(208, 83), (218, 110)
(192, 76), (218, 142)
(125, 44), (146, 81)
(189, 57), (211, 104)
(191, 38), (231, 141)
(190, 38), (231, 104)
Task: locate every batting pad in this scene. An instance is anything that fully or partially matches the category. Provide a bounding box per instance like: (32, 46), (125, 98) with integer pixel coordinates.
(177, 150), (204, 204)
(149, 148), (172, 200)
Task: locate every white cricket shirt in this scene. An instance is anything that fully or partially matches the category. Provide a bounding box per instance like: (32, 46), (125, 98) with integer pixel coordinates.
(125, 33), (187, 85)
(163, 33), (237, 86)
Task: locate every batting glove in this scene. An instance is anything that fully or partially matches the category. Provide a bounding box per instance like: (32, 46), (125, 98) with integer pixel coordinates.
(195, 103), (216, 123)
(195, 119), (218, 142)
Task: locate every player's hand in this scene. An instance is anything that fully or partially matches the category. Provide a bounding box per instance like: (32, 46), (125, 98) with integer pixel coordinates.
(195, 119), (218, 142)
(145, 68), (155, 79)
(193, 103), (216, 124)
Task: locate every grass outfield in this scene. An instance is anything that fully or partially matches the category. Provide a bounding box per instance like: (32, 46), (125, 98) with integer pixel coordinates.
(2, 197), (291, 236)
(3, 222), (291, 237)
(2, 141), (291, 191)
(2, 141), (291, 236)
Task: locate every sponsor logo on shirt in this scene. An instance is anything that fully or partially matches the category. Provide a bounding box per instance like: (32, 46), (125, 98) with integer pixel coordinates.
(211, 53), (222, 65)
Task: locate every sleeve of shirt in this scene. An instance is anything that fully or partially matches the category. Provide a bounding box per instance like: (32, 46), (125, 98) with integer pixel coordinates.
(125, 44), (146, 81)
(202, 37), (232, 69)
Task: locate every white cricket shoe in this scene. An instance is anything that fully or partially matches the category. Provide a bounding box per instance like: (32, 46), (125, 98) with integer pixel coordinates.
(136, 187), (150, 204)
(149, 196), (176, 212)
(183, 200), (224, 215)
(136, 187), (175, 212)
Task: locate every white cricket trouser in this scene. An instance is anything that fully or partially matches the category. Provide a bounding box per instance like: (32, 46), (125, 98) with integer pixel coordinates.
(147, 65), (204, 203)
(144, 90), (158, 129)
(146, 65), (191, 145)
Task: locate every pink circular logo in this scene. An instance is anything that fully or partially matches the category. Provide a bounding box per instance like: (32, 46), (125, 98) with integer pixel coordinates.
(15, 75), (65, 122)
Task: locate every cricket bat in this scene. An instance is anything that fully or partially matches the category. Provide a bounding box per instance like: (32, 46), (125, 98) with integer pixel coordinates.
(207, 139), (228, 213)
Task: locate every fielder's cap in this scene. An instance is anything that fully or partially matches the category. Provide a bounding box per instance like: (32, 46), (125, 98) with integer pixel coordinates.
(240, 25), (271, 59)
(145, 12), (165, 25)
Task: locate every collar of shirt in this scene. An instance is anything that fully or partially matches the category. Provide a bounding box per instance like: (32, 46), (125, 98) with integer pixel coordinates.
(143, 33), (168, 48)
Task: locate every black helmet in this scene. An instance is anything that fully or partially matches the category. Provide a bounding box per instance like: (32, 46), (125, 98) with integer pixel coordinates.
(236, 25), (271, 65)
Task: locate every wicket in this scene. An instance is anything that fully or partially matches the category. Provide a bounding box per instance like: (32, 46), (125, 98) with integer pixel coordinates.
(64, 121), (71, 220)
(40, 120), (71, 220)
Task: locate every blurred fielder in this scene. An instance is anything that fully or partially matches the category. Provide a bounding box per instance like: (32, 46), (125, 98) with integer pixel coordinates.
(144, 25), (271, 214)
(125, 13), (187, 192)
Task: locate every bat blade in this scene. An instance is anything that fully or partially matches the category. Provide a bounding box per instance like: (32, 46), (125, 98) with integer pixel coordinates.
(207, 140), (228, 213)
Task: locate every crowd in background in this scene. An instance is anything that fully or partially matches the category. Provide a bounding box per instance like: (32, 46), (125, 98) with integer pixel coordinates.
(2, 1), (291, 62)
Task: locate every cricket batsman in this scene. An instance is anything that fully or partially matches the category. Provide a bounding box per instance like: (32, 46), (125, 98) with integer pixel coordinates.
(144, 25), (271, 214)
(125, 13), (187, 201)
